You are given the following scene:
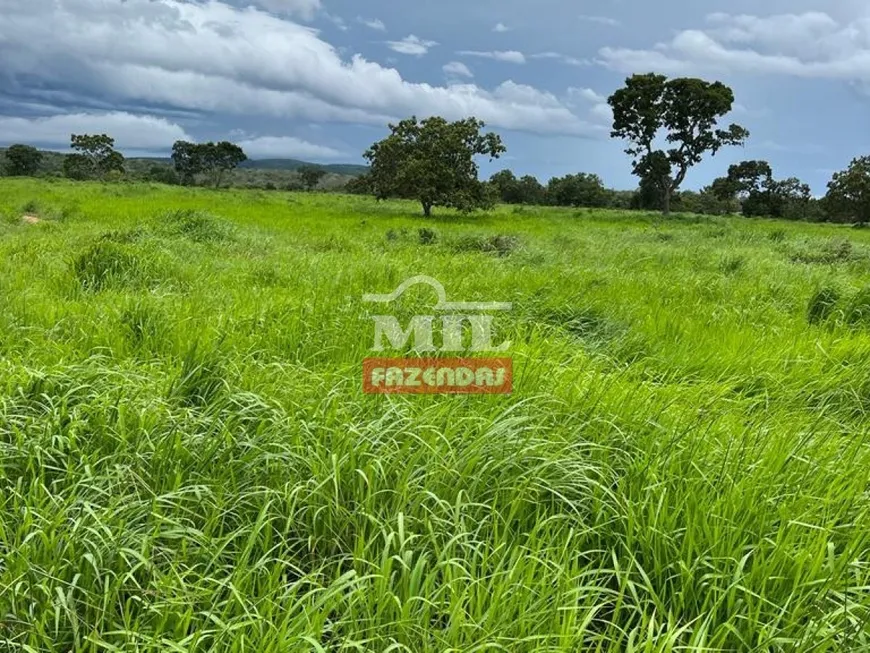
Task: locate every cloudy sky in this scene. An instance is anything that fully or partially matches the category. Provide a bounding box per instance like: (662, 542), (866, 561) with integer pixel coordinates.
(1, 0), (869, 192)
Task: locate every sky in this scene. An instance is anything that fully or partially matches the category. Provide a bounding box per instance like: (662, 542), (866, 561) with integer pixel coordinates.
(1, 0), (869, 192)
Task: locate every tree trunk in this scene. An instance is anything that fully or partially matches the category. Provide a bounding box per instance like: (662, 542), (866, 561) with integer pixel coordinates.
(662, 186), (672, 216)
(422, 201), (432, 217)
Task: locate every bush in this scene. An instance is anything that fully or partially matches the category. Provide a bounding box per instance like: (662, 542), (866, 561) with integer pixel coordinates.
(452, 234), (520, 257)
(845, 287), (870, 326)
(807, 287), (841, 324)
(73, 241), (142, 291)
(157, 209), (235, 243)
(790, 238), (856, 265)
(418, 228), (438, 245)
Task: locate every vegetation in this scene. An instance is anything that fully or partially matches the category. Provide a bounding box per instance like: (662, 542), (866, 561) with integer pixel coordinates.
(63, 133), (126, 181)
(364, 116), (505, 216)
(171, 140), (248, 188)
(4, 144), (42, 176)
(298, 164), (327, 191)
(608, 74), (749, 215)
(825, 156), (870, 225)
(1, 178), (870, 650)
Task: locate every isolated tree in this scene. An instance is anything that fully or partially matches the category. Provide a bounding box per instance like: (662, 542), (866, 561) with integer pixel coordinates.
(364, 116), (506, 216)
(171, 141), (246, 188)
(5, 144), (42, 176)
(298, 165), (327, 191)
(608, 73), (749, 215)
(66, 133), (125, 180)
(172, 141), (205, 185)
(825, 156), (870, 225)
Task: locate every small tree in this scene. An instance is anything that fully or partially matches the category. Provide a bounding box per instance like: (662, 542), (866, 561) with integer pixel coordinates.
(713, 161), (812, 219)
(298, 165), (327, 191)
(171, 141), (205, 185)
(201, 141), (247, 188)
(67, 133), (125, 180)
(608, 73), (748, 215)
(344, 173), (374, 195)
(825, 157), (870, 225)
(5, 144), (43, 176)
(364, 116), (506, 216)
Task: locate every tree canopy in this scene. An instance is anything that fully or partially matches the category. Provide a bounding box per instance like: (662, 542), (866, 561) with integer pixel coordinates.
(64, 134), (125, 181)
(825, 156), (870, 225)
(5, 144), (43, 176)
(712, 161), (813, 219)
(171, 141), (247, 188)
(298, 165), (327, 191)
(364, 116), (505, 216)
(608, 73), (748, 215)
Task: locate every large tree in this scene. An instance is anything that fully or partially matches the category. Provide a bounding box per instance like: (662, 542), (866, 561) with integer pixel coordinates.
(608, 74), (749, 215)
(825, 156), (870, 225)
(65, 134), (125, 180)
(5, 144), (43, 176)
(364, 116), (506, 216)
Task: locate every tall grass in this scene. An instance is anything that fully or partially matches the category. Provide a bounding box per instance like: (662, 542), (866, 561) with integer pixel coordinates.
(0, 179), (869, 651)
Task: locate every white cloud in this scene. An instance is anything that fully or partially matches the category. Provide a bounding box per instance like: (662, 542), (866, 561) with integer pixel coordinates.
(598, 12), (870, 83)
(565, 88), (612, 125)
(236, 135), (345, 159)
(0, 0), (593, 137)
(443, 61), (474, 79)
(529, 52), (590, 66)
(0, 111), (191, 150)
(579, 15), (620, 27)
(358, 17), (385, 31)
(325, 13), (348, 31)
(387, 35), (437, 56)
(493, 22), (510, 33)
(458, 50), (526, 64)
(248, 0), (320, 20)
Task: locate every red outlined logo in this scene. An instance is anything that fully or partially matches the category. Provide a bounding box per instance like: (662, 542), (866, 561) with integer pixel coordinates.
(364, 358), (513, 394)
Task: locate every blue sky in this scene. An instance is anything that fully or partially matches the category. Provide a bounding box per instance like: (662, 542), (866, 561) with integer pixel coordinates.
(1, 0), (869, 192)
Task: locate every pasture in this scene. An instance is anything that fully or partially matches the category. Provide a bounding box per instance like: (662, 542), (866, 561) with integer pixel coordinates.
(1, 178), (869, 651)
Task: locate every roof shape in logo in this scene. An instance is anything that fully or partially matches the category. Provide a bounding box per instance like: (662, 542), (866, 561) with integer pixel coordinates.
(363, 275), (512, 311)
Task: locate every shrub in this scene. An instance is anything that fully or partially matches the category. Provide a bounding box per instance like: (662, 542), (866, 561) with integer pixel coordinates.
(418, 228), (438, 245)
(790, 238), (856, 264)
(807, 287), (841, 325)
(452, 234), (520, 257)
(720, 255), (745, 275)
(845, 287), (870, 326)
(73, 241), (141, 291)
(157, 209), (235, 244)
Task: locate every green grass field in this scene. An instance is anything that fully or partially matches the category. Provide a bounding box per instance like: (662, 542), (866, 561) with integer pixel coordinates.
(2, 178), (870, 651)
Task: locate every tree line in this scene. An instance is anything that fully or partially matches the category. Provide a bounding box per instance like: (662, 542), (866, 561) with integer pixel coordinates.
(2, 71), (869, 223)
